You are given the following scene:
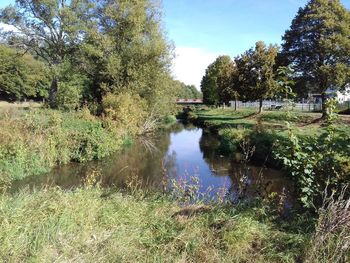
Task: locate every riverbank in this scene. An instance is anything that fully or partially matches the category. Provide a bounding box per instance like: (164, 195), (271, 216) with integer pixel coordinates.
(185, 107), (350, 163)
(1, 187), (311, 262)
(1, 107), (348, 262)
(0, 108), (124, 184)
(0, 106), (178, 186)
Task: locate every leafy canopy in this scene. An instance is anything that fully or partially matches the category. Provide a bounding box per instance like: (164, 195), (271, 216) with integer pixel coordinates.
(233, 41), (278, 112)
(281, 0), (350, 97)
(0, 44), (49, 100)
(201, 55), (234, 105)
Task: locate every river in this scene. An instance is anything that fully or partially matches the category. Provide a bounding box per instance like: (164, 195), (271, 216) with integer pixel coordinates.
(12, 122), (293, 204)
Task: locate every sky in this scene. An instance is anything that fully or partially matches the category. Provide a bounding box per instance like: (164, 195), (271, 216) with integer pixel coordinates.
(1, 0), (350, 89)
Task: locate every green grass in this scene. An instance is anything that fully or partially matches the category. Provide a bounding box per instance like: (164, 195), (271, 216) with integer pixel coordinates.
(0, 187), (309, 263)
(0, 108), (124, 181)
(194, 108), (348, 131)
(190, 108), (350, 166)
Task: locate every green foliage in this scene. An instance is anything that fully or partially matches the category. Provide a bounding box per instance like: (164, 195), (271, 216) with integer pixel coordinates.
(52, 61), (91, 110)
(201, 55), (234, 105)
(54, 83), (82, 111)
(0, 0), (177, 118)
(0, 0), (93, 104)
(281, 0), (350, 116)
(219, 128), (250, 153)
(234, 41), (279, 113)
(174, 80), (202, 99)
(0, 44), (49, 100)
(162, 115), (177, 125)
(102, 92), (148, 135)
(0, 109), (121, 180)
(80, 0), (177, 118)
(275, 100), (350, 208)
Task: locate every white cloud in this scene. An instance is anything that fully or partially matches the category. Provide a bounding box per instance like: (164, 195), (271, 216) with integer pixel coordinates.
(171, 46), (220, 90)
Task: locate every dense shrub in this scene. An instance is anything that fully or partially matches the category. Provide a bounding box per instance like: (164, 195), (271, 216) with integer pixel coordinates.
(102, 92), (148, 135)
(54, 83), (83, 111)
(0, 109), (122, 180)
(274, 101), (350, 208)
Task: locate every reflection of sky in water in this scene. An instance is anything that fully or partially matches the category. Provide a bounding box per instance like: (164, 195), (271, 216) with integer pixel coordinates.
(12, 123), (293, 206)
(165, 127), (231, 197)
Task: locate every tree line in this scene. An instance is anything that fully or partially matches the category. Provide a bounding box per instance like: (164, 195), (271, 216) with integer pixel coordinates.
(0, 0), (200, 119)
(201, 0), (350, 117)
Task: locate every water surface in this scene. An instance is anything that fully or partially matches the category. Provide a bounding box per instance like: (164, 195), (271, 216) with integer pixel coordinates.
(13, 123), (293, 203)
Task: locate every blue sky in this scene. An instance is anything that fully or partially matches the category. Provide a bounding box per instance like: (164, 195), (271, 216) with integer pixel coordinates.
(1, 0), (350, 88)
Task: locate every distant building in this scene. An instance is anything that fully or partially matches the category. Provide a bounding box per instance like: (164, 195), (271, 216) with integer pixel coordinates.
(308, 85), (350, 103)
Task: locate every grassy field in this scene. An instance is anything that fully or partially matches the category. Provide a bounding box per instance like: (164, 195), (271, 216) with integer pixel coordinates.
(0, 100), (42, 108)
(192, 108), (350, 134)
(0, 187), (311, 263)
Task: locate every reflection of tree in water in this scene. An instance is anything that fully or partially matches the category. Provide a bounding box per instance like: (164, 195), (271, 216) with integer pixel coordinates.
(12, 122), (294, 207)
(100, 131), (173, 188)
(13, 128), (174, 191)
(199, 129), (230, 177)
(171, 122), (198, 135)
(198, 128), (293, 203)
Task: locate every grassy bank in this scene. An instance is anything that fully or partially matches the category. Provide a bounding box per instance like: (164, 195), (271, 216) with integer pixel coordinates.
(185, 107), (350, 209)
(186, 108), (350, 162)
(191, 108), (350, 134)
(0, 187), (311, 263)
(0, 105), (178, 184)
(0, 107), (125, 183)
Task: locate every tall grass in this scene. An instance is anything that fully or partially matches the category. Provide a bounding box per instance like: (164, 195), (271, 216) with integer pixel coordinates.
(0, 108), (124, 181)
(0, 187), (308, 263)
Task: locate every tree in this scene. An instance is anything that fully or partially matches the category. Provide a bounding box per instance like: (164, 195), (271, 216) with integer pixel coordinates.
(281, 0), (350, 118)
(0, 44), (49, 100)
(234, 41), (278, 113)
(80, 0), (176, 118)
(201, 55), (234, 105)
(0, 0), (93, 105)
(174, 80), (202, 99)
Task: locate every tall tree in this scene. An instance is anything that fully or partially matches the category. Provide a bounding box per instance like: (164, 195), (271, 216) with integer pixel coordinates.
(281, 0), (350, 117)
(0, 0), (93, 105)
(201, 55), (234, 105)
(234, 41), (278, 113)
(81, 0), (176, 117)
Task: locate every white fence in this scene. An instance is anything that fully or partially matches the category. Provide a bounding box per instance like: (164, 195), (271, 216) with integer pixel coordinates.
(229, 100), (323, 112)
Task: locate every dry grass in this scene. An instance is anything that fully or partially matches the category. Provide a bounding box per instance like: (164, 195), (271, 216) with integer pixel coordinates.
(0, 100), (42, 109)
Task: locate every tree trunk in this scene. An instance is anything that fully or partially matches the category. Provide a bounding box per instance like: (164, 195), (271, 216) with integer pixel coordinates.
(48, 77), (58, 107)
(258, 98), (263, 114)
(321, 92), (328, 119)
(234, 99), (237, 111)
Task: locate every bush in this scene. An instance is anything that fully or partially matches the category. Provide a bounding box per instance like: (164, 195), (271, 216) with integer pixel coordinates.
(0, 109), (122, 181)
(219, 128), (249, 154)
(102, 92), (148, 135)
(274, 100), (350, 208)
(55, 82), (82, 111)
